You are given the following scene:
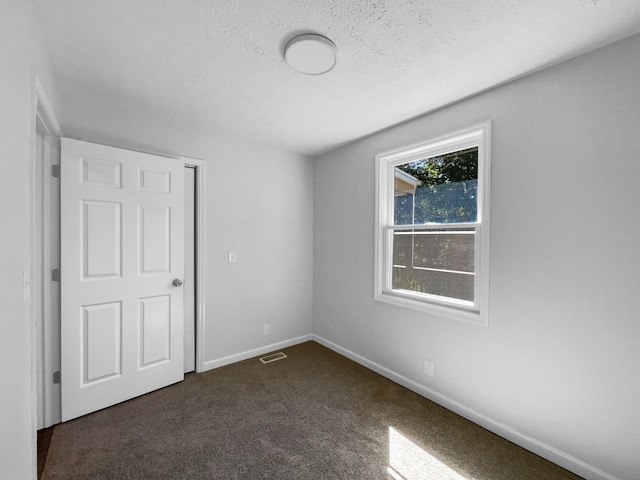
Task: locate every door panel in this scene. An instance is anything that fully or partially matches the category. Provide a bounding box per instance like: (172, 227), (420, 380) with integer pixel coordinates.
(140, 205), (170, 273)
(83, 200), (121, 278)
(61, 138), (184, 421)
(139, 295), (171, 367)
(82, 302), (122, 383)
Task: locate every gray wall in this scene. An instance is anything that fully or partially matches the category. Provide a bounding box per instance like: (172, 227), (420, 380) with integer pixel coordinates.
(0, 1), (61, 478)
(313, 33), (640, 480)
(61, 92), (315, 370)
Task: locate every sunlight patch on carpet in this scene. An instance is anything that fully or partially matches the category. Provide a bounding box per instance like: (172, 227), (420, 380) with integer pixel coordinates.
(388, 427), (469, 480)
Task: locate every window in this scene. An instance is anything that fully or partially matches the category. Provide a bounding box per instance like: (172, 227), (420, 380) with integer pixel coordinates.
(374, 121), (491, 325)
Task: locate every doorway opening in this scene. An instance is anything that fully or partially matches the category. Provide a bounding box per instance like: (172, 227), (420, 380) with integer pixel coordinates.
(35, 140), (206, 427)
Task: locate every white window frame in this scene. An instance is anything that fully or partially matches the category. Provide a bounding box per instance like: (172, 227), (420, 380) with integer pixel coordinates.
(374, 121), (491, 326)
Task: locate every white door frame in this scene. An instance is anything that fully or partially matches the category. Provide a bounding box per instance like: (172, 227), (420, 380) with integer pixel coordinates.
(32, 78), (62, 433)
(34, 132), (207, 427)
(178, 156), (206, 373)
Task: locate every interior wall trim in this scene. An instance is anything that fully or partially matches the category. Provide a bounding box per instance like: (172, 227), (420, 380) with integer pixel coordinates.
(33, 77), (62, 432)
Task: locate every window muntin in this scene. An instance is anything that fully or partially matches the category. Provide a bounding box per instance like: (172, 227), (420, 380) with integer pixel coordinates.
(375, 122), (490, 324)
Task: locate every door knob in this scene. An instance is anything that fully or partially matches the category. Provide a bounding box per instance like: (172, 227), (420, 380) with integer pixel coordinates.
(172, 278), (183, 287)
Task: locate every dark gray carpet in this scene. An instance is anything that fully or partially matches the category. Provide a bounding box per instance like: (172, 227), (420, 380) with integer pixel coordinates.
(42, 341), (583, 479)
(38, 426), (54, 479)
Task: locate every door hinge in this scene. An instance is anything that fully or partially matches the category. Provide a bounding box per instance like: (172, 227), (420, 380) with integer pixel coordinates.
(52, 269), (60, 282)
(53, 371), (61, 384)
(51, 164), (60, 178)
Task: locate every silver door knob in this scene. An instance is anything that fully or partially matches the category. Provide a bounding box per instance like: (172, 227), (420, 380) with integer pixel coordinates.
(172, 278), (183, 287)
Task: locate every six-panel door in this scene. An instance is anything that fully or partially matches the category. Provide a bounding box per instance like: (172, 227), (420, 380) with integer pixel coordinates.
(61, 138), (185, 421)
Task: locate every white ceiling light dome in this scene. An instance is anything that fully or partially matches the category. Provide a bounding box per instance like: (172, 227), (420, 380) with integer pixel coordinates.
(284, 33), (337, 75)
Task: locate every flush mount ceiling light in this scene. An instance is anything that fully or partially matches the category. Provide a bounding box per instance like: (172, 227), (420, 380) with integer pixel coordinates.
(284, 33), (337, 75)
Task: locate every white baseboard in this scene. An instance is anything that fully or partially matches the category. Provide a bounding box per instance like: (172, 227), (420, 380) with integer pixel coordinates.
(313, 335), (619, 480)
(201, 334), (313, 371)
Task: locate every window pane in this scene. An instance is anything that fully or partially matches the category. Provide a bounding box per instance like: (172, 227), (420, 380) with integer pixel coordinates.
(412, 230), (474, 272)
(394, 147), (478, 225)
(392, 228), (475, 302)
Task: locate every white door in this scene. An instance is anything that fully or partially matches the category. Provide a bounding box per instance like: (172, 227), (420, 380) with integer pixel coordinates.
(61, 138), (185, 422)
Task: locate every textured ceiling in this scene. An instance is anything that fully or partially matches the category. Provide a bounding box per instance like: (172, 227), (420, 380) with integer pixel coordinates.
(33, 0), (640, 156)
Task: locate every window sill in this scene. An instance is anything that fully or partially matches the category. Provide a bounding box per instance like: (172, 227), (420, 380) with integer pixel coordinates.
(374, 290), (488, 326)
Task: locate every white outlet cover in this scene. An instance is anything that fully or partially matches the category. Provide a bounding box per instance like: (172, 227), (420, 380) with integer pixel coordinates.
(423, 360), (434, 377)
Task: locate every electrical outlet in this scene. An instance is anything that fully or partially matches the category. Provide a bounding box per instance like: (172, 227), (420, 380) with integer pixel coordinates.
(423, 360), (434, 378)
(263, 324), (270, 336)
